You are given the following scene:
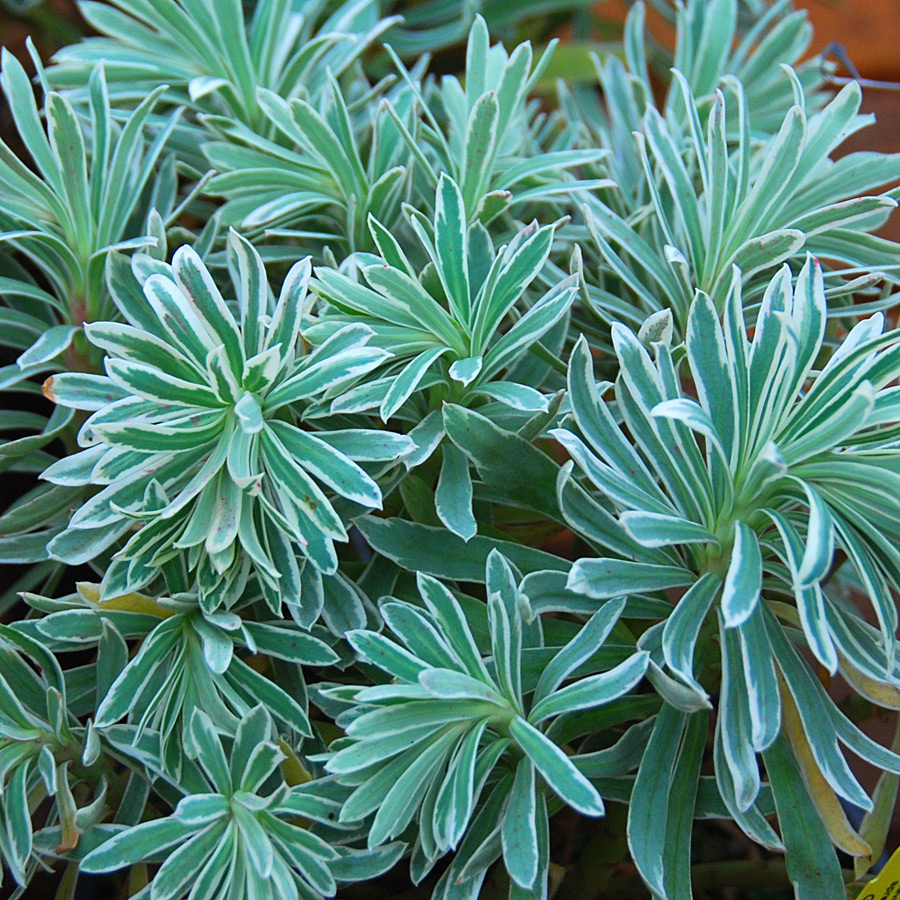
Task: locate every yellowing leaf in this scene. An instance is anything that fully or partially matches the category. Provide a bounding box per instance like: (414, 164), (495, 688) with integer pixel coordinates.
(779, 673), (872, 859)
(77, 582), (176, 619)
(841, 652), (900, 711)
(278, 739), (312, 787)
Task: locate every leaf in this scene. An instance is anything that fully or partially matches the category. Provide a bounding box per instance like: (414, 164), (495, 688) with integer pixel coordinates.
(763, 736), (847, 900)
(471, 222), (555, 353)
(94, 617), (182, 727)
(368, 734), (455, 846)
(661, 573), (720, 694)
(620, 511), (717, 548)
(185, 710), (232, 795)
(347, 631), (428, 683)
(174, 795), (229, 828)
(663, 710), (707, 900)
(330, 843), (406, 883)
(795, 482), (834, 587)
(567, 559), (694, 599)
(462, 90), (499, 211)
(779, 671), (870, 857)
(481, 279), (576, 381)
(153, 820), (231, 900)
(444, 404), (562, 521)
(532, 598), (628, 706)
(856, 721), (900, 878)
(434, 719), (488, 849)
(416, 572), (490, 683)
(316, 429), (414, 463)
(80, 818), (197, 873)
(434, 174), (471, 324)
(104, 358), (219, 408)
(17, 325), (77, 370)
(42, 373), (127, 411)
(528, 652), (649, 722)
(268, 420), (382, 509)
(509, 716), (604, 816)
(720, 521), (762, 627)
(435, 442), (476, 541)
(418, 669), (506, 706)
(628, 704), (685, 897)
(380, 347), (450, 421)
(3, 758), (32, 877)
(470, 382), (548, 412)
(502, 759), (538, 889)
(448, 356), (483, 386)
(357, 517), (567, 582)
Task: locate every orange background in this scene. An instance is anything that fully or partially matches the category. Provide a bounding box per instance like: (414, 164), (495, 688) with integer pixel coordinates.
(804, 0), (900, 79)
(803, 1), (900, 242)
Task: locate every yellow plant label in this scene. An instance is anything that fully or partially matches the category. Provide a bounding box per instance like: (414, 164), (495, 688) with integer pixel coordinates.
(860, 847), (900, 900)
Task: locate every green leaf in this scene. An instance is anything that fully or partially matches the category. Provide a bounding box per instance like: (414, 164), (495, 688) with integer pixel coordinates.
(368, 732), (457, 846)
(471, 222), (555, 353)
(104, 358), (220, 408)
(481, 279), (576, 381)
(94, 617), (182, 727)
(185, 710), (232, 795)
(628, 704), (685, 897)
(620, 511), (717, 548)
(532, 598), (628, 707)
(434, 174), (471, 324)
(444, 404), (562, 521)
(419, 669), (507, 706)
(416, 572), (490, 683)
(502, 759), (538, 889)
(663, 711), (707, 900)
(470, 382), (548, 412)
(661, 573), (720, 694)
(448, 355), (483, 386)
(509, 716), (604, 816)
(42, 372), (127, 411)
(434, 719), (488, 849)
(46, 92), (92, 250)
(528, 651), (650, 722)
(241, 622), (338, 666)
(763, 735), (846, 900)
(435, 442), (476, 541)
(720, 521), (762, 627)
(330, 843), (406, 883)
(267, 420), (382, 509)
(357, 518), (567, 582)
(16, 324), (77, 369)
(347, 631), (429, 683)
(380, 346), (450, 421)
(0, 50), (59, 192)
(461, 90), (499, 212)
(567, 559), (694, 599)
(151, 821), (229, 900)
(80, 818), (197, 873)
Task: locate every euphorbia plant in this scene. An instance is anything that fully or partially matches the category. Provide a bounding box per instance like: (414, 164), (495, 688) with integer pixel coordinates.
(1, 2), (900, 899)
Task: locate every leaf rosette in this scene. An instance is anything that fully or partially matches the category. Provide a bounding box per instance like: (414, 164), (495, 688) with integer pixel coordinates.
(0, 626), (105, 889)
(80, 706), (402, 900)
(321, 550), (649, 897)
(557, 256), (900, 892)
(48, 0), (398, 143)
(20, 582), (339, 776)
(581, 2), (900, 343)
(42, 231), (412, 613)
(312, 174), (578, 539)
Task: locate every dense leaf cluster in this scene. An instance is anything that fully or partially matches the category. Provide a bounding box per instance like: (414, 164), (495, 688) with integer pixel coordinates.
(1, 1), (900, 899)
